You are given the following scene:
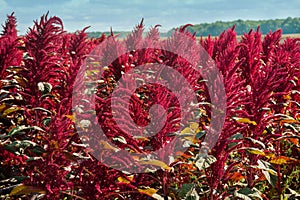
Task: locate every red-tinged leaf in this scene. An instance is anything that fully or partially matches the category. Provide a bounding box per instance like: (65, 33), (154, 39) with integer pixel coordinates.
(256, 174), (267, 182)
(230, 172), (245, 182)
(279, 119), (298, 125)
(0, 103), (7, 112)
(288, 138), (299, 146)
(50, 140), (59, 149)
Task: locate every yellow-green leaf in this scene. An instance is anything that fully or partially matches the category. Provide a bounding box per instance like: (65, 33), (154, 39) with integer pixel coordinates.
(235, 118), (257, 125)
(181, 127), (193, 134)
(265, 153), (276, 159)
(117, 175), (134, 184)
(269, 156), (298, 165)
(244, 148), (265, 156)
(139, 159), (171, 171)
(99, 140), (119, 152)
(189, 122), (199, 131)
(65, 114), (75, 122)
(283, 94), (291, 100)
(3, 107), (22, 117)
(10, 185), (46, 196)
(138, 188), (158, 197)
(184, 136), (198, 143)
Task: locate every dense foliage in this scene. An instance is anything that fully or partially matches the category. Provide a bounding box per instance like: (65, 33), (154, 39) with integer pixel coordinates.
(0, 13), (300, 200)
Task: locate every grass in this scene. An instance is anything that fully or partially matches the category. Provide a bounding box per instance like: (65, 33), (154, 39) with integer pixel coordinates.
(197, 33), (300, 41)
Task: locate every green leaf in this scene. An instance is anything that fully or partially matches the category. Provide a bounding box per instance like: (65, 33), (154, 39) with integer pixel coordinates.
(185, 188), (200, 200)
(42, 117), (51, 126)
(37, 82), (52, 94)
(257, 160), (277, 175)
(238, 188), (255, 195)
(195, 155), (216, 170)
(40, 93), (55, 99)
(112, 136), (127, 144)
(1, 125), (45, 139)
(195, 130), (206, 139)
(244, 137), (266, 149)
(249, 188), (263, 200)
(178, 184), (194, 198)
(262, 170), (278, 187)
(0, 176), (27, 184)
(3, 140), (37, 154)
(26, 157), (43, 162)
(257, 160), (278, 187)
(23, 52), (34, 60)
(234, 190), (252, 200)
(2, 144), (18, 154)
(32, 107), (52, 115)
(6, 66), (25, 73)
(229, 133), (243, 140)
(29, 146), (46, 156)
(237, 188), (263, 200)
(12, 176), (28, 183)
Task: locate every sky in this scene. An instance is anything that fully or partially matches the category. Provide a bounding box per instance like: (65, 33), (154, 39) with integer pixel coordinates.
(0, 0), (299, 34)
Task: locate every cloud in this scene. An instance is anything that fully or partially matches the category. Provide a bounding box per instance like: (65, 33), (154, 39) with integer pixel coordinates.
(65, 0), (90, 7)
(0, 0), (8, 10)
(0, 0), (8, 13)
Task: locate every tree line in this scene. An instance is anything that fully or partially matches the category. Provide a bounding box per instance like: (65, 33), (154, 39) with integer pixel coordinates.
(88, 17), (300, 38)
(175, 17), (300, 36)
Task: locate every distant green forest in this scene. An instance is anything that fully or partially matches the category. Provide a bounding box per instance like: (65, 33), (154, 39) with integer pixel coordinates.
(179, 17), (300, 36)
(88, 17), (300, 38)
